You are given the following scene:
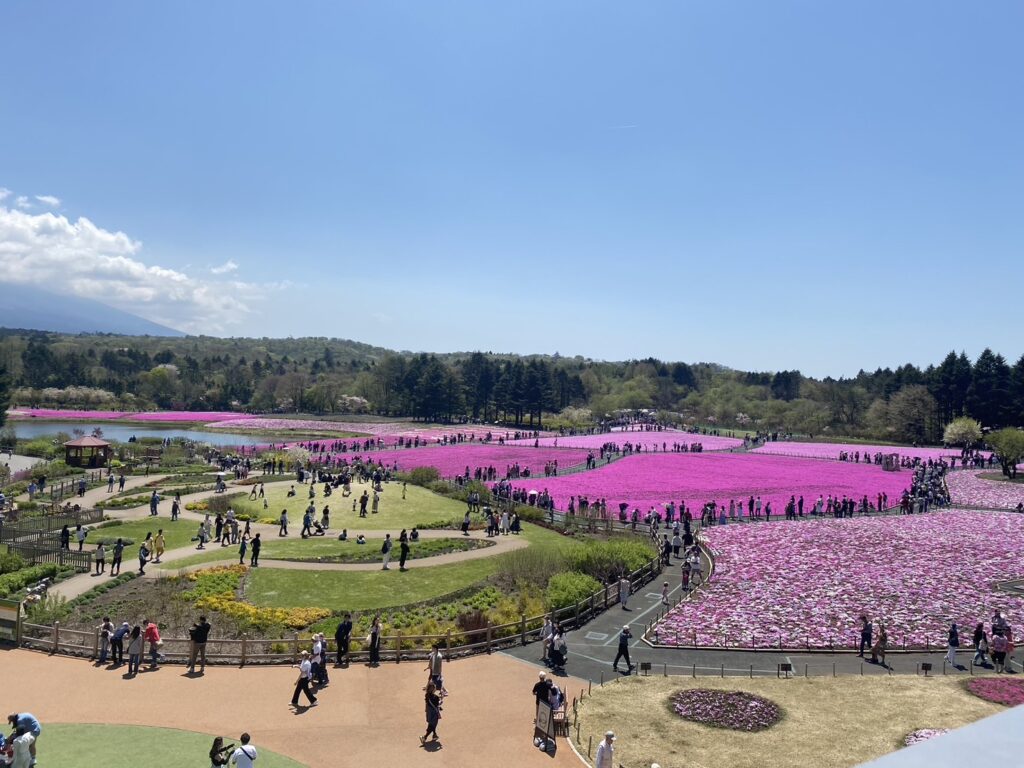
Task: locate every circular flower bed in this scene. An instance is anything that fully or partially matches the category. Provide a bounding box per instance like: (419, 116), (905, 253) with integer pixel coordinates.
(904, 729), (949, 747)
(671, 689), (782, 732)
(965, 677), (1024, 707)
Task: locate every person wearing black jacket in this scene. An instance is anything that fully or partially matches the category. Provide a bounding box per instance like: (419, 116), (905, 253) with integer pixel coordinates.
(335, 613), (352, 667)
(188, 615), (212, 673)
(249, 533), (261, 567)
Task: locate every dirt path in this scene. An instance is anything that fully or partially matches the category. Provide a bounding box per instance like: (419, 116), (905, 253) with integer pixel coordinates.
(2, 648), (585, 768)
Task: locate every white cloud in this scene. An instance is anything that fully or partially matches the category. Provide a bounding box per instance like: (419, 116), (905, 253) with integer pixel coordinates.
(210, 259), (239, 274)
(15, 196), (31, 209)
(0, 204), (277, 333)
(35, 194), (61, 207)
(0, 188), (11, 201)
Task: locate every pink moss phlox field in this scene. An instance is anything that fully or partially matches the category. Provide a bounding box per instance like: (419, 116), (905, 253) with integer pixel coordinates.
(671, 689), (782, 732)
(509, 430), (743, 451)
(945, 470), (1024, 510)
(653, 510), (1024, 649)
(126, 411), (247, 422)
(7, 409), (130, 420)
(510, 453), (909, 517)
(208, 417), (547, 443)
(753, 441), (976, 462)
(903, 729), (949, 747)
(343, 445), (591, 478)
(964, 678), (1024, 707)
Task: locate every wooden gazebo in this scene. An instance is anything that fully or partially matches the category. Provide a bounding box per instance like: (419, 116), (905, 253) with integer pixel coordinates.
(63, 436), (113, 468)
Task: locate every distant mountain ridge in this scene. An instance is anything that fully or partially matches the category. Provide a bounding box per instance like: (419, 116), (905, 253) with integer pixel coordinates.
(0, 282), (185, 337)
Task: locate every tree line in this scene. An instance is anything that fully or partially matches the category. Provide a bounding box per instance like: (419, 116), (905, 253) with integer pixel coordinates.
(0, 330), (1021, 437)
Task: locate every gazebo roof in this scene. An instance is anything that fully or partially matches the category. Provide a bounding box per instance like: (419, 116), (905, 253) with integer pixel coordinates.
(63, 436), (112, 448)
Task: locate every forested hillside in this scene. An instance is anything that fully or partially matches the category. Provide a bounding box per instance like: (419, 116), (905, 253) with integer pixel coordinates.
(0, 330), (1021, 439)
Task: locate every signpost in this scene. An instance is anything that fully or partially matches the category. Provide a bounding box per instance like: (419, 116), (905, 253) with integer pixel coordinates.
(0, 598), (22, 645)
(534, 701), (554, 752)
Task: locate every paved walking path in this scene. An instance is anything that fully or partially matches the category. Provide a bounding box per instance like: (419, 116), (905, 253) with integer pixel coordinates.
(2, 647), (585, 768)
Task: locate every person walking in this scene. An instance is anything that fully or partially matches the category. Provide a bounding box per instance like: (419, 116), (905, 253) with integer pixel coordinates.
(619, 576), (631, 610)
(972, 623), (989, 667)
(857, 616), (873, 657)
(138, 541), (150, 575)
(188, 615), (211, 673)
(870, 624), (888, 667)
(229, 733), (258, 768)
(420, 680), (442, 745)
(94, 542), (106, 575)
(279, 509), (289, 537)
(613, 625), (633, 674)
(312, 633), (329, 686)
(76, 524), (87, 552)
(595, 731), (615, 768)
(426, 643), (446, 695)
(154, 530), (165, 563)
(127, 625), (144, 676)
(399, 530), (410, 571)
(238, 535), (248, 565)
(335, 613), (352, 667)
(110, 538), (124, 576)
(291, 651), (317, 707)
(59, 525), (70, 551)
(381, 534), (393, 570)
(946, 622), (960, 667)
(250, 533), (261, 567)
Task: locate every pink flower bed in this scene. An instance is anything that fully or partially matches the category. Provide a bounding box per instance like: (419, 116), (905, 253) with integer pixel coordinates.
(965, 678), (1024, 707)
(209, 417), (550, 443)
(510, 452), (909, 517)
(946, 470), (1024, 510)
(653, 509), (1024, 649)
(509, 430), (743, 451)
(126, 411), (247, 422)
(7, 409), (129, 420)
(308, 444), (591, 478)
(904, 729), (949, 747)
(753, 441), (972, 462)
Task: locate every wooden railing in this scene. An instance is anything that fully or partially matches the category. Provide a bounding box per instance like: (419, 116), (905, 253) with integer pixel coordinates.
(18, 555), (664, 664)
(0, 508), (104, 539)
(5, 542), (93, 572)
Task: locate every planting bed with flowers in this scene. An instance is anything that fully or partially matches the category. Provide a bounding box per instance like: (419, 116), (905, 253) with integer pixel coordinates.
(653, 509), (1024, 649)
(752, 441), (976, 463)
(946, 470), (1024, 510)
(510, 452), (909, 518)
(902, 729), (949, 747)
(964, 677), (1024, 707)
(671, 688), (782, 731)
(344, 444), (590, 478)
(509, 430), (743, 452)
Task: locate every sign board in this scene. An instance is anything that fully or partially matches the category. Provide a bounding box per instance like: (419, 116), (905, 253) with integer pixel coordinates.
(535, 701), (553, 740)
(0, 598), (22, 644)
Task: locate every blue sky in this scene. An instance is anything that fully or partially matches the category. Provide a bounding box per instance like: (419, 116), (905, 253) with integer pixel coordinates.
(1, 1), (1021, 377)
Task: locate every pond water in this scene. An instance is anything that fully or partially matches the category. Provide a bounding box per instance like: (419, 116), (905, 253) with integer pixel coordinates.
(9, 420), (267, 447)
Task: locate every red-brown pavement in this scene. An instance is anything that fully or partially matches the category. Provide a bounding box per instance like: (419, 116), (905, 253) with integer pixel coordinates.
(1, 648), (587, 768)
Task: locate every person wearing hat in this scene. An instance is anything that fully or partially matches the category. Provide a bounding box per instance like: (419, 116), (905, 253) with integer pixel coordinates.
(613, 624), (633, 674)
(6, 714), (40, 764)
(595, 731), (615, 768)
(291, 651), (317, 707)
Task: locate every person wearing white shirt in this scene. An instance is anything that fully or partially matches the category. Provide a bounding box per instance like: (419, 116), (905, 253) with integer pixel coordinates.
(230, 733), (258, 767)
(595, 731), (615, 768)
(290, 651), (317, 707)
(11, 730), (34, 768)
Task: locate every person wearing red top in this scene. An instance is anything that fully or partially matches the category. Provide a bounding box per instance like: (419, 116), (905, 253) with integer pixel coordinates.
(143, 619), (163, 668)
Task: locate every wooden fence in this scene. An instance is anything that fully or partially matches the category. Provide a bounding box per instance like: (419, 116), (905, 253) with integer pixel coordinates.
(0, 508), (104, 540)
(18, 555), (664, 664)
(5, 541), (94, 572)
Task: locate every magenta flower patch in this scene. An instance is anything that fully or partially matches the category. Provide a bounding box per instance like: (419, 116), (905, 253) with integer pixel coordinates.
(965, 678), (1024, 707)
(671, 689), (782, 731)
(346, 444), (591, 478)
(510, 429), (743, 451)
(903, 729), (949, 746)
(946, 471), (1024, 510)
(753, 441), (978, 463)
(653, 509), (1024, 649)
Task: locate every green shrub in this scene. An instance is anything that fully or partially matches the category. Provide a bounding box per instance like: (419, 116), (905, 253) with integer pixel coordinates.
(0, 563), (63, 598)
(21, 438), (58, 459)
(496, 547), (567, 589)
(0, 552), (27, 575)
(408, 467), (440, 487)
(26, 593), (71, 624)
(545, 572), (602, 610)
(205, 492), (245, 514)
(568, 538), (655, 582)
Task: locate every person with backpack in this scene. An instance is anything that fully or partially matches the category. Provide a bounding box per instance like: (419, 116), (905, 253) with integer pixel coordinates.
(381, 534), (393, 570)
(613, 625), (633, 674)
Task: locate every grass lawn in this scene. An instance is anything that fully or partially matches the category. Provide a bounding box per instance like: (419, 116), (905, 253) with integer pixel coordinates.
(232, 480), (462, 530)
(87, 518), (201, 550)
(44, 724), (307, 768)
(573, 675), (1003, 768)
(244, 523), (578, 611)
(980, 471), (1024, 484)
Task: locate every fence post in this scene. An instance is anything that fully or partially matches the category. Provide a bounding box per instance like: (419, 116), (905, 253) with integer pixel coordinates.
(52, 621), (60, 654)
(292, 632), (299, 660)
(589, 593), (595, 619)
(486, 623), (492, 654)
(396, 632), (402, 663)
(603, 583), (609, 609)
(520, 614), (527, 645)
(92, 627), (99, 659)
(446, 629), (452, 655)
(575, 600), (581, 628)
(241, 634), (247, 667)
